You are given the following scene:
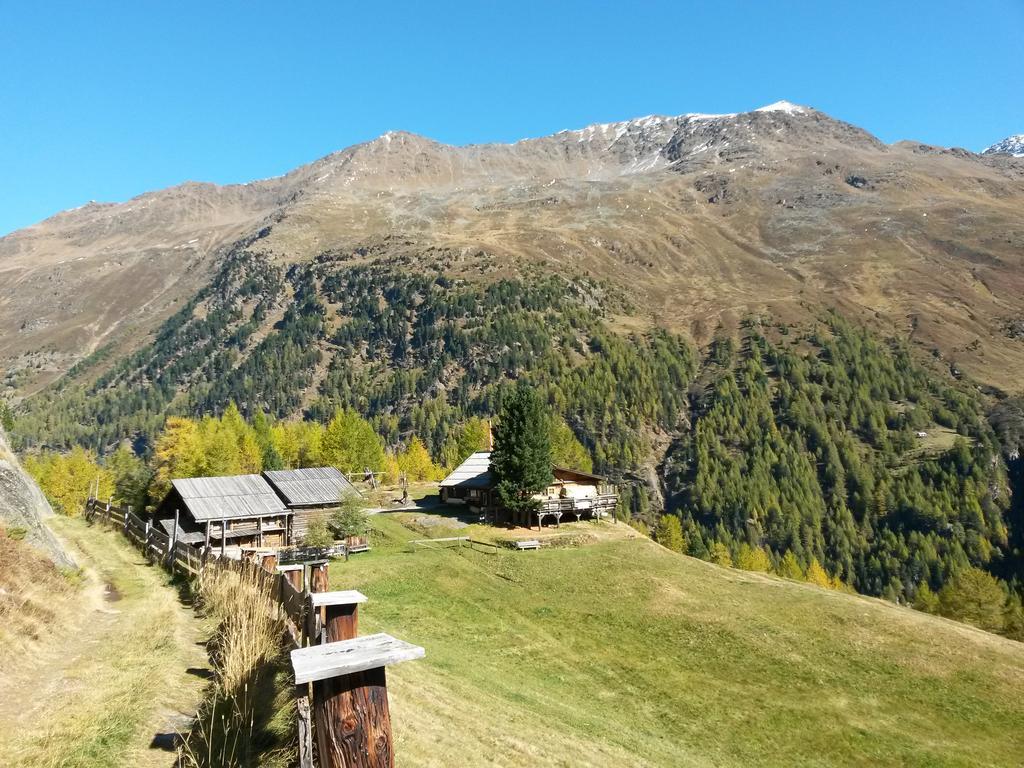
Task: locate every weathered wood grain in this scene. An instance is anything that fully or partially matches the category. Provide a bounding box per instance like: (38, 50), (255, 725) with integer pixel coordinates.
(291, 634), (424, 685)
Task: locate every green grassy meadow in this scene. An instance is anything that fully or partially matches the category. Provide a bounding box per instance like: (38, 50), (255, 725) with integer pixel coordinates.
(332, 514), (1024, 767)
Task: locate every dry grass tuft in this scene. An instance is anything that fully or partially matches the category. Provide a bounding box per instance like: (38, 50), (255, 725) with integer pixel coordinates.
(181, 564), (294, 768)
(0, 525), (78, 656)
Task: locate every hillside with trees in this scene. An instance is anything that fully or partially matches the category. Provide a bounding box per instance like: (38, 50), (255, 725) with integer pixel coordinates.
(13, 243), (1024, 639)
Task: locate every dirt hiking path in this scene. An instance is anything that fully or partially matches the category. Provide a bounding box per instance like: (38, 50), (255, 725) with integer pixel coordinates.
(0, 516), (211, 768)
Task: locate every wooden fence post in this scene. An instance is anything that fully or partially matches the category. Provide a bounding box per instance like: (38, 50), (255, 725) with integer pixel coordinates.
(296, 682), (315, 768)
(310, 591), (367, 644)
(277, 563), (304, 592)
(309, 560), (330, 593)
(291, 634), (424, 768)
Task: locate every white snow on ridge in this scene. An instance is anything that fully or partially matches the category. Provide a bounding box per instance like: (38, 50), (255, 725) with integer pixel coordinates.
(982, 134), (1024, 157)
(755, 100), (808, 115)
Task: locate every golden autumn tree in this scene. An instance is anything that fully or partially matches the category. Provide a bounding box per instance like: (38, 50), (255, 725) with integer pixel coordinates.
(321, 409), (385, 476)
(24, 447), (112, 517)
(804, 558), (834, 589)
(777, 551), (805, 580)
(736, 543), (772, 572)
(441, 416), (492, 469)
(151, 416), (206, 498)
(549, 417), (593, 473)
(709, 541), (733, 567)
(397, 436), (442, 481)
(655, 514), (685, 553)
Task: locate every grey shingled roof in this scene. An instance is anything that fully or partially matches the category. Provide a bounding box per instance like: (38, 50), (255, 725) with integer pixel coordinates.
(157, 518), (205, 545)
(171, 474), (289, 522)
(263, 467), (361, 507)
(439, 451), (494, 489)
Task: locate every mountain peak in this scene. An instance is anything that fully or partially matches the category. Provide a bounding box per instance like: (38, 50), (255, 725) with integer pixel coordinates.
(754, 100), (809, 115)
(983, 134), (1024, 157)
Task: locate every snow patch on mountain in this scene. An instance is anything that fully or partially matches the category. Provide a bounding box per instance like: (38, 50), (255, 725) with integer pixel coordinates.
(983, 134), (1024, 157)
(755, 100), (808, 115)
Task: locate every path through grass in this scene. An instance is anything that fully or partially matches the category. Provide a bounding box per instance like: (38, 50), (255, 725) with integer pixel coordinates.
(0, 516), (210, 768)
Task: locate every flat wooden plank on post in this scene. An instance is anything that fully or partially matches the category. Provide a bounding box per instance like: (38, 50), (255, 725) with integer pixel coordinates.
(291, 633), (424, 685)
(292, 634), (424, 768)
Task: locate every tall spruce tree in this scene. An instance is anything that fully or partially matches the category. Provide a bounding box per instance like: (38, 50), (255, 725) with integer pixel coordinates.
(492, 386), (552, 514)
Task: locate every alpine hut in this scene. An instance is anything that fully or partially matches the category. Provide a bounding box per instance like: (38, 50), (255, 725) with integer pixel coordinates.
(438, 451), (617, 528)
(262, 466), (362, 542)
(154, 474), (291, 555)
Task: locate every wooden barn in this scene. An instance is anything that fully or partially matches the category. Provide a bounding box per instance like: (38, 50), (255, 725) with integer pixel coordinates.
(439, 451), (618, 528)
(262, 466), (362, 542)
(154, 474), (292, 555)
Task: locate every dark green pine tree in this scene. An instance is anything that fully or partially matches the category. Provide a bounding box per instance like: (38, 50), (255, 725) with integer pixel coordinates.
(492, 385), (553, 514)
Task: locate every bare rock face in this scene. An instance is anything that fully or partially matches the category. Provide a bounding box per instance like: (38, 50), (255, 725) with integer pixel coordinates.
(0, 429), (74, 568)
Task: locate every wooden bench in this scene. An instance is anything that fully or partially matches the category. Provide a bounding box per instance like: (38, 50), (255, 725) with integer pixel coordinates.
(515, 539), (540, 550)
(345, 535), (371, 553)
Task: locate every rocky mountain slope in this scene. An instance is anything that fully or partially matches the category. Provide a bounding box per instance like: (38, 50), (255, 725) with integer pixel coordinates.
(984, 134), (1024, 157)
(0, 428), (73, 568)
(3, 101), (1024, 399)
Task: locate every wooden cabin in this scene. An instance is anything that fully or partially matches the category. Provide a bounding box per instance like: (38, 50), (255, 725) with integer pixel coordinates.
(262, 467), (361, 543)
(438, 451), (496, 513)
(154, 474), (292, 556)
(439, 451), (617, 528)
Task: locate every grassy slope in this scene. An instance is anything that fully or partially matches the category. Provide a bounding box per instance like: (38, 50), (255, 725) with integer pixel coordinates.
(0, 517), (209, 768)
(333, 515), (1024, 768)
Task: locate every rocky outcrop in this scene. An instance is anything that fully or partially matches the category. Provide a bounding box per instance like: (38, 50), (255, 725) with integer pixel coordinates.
(0, 429), (74, 568)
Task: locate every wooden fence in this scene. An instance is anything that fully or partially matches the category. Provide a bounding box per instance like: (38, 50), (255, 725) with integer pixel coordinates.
(84, 497), (423, 766)
(407, 536), (499, 553)
(85, 497), (317, 646)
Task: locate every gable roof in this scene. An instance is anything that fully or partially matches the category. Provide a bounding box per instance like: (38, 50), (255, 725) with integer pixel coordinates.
(171, 474), (289, 522)
(439, 451), (494, 489)
(263, 467), (361, 507)
(552, 466), (606, 483)
(439, 452), (606, 490)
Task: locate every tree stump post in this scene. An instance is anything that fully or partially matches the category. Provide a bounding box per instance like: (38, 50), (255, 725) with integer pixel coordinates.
(310, 591), (368, 643)
(304, 560), (331, 644)
(291, 633), (424, 768)
(261, 552), (278, 572)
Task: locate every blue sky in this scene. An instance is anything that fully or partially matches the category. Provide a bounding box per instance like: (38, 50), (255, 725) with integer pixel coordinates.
(1, 0), (1021, 235)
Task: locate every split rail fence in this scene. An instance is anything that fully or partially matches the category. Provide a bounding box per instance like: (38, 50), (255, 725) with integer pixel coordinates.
(84, 497), (423, 767)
